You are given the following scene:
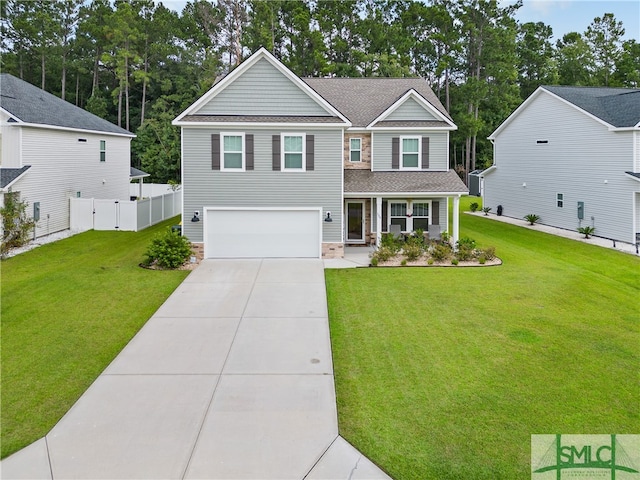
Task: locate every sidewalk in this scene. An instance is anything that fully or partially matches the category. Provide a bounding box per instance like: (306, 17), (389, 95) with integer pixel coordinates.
(1, 259), (390, 479)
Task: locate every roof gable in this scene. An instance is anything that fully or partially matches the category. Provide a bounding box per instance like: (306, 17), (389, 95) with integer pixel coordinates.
(367, 89), (456, 129)
(303, 77), (453, 128)
(0, 74), (133, 136)
(174, 48), (349, 125)
(490, 86), (640, 139)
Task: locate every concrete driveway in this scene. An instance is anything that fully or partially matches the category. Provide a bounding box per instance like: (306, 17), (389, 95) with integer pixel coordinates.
(1, 259), (390, 479)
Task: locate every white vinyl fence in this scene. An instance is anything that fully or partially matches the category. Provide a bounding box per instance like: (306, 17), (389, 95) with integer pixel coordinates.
(70, 185), (181, 232)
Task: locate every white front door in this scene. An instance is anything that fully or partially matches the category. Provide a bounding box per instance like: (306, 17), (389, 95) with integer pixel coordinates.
(346, 201), (365, 243)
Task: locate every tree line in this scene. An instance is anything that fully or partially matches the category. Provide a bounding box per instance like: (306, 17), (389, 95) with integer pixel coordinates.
(1, 0), (637, 183)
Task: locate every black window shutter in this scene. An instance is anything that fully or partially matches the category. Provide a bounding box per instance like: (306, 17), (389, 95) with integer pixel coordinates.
(422, 137), (430, 169)
(211, 133), (220, 170)
(432, 201), (440, 225)
(391, 137), (400, 169)
(272, 135), (281, 170)
(245, 134), (254, 170)
(306, 135), (314, 171)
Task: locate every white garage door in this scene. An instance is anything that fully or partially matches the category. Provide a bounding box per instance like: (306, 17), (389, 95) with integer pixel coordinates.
(205, 208), (321, 258)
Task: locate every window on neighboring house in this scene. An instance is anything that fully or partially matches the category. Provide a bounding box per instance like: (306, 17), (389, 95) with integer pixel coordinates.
(390, 202), (407, 231)
(412, 202), (430, 230)
(401, 137), (420, 169)
(100, 140), (106, 162)
(282, 134), (304, 170)
(350, 138), (361, 162)
(222, 133), (244, 170)
(557, 193), (564, 208)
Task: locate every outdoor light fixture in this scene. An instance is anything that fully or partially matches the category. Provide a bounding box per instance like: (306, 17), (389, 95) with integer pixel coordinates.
(191, 211), (200, 222)
(522, 182), (527, 187)
(324, 211), (332, 222)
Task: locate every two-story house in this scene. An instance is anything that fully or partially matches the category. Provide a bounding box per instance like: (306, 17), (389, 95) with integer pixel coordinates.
(483, 85), (640, 246)
(173, 48), (467, 259)
(0, 73), (134, 238)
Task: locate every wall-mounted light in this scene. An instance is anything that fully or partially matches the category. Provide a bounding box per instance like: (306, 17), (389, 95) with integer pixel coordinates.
(603, 180), (608, 184)
(191, 211), (200, 222)
(522, 182), (527, 187)
(324, 211), (333, 222)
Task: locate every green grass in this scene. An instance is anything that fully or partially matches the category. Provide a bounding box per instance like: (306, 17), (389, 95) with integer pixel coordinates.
(326, 197), (640, 479)
(1, 218), (189, 458)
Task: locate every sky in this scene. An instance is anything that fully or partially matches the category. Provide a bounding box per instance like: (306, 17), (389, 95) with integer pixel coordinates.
(507, 0), (640, 42)
(158, 0), (640, 42)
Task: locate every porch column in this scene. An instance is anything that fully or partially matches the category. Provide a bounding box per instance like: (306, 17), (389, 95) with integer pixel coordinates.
(452, 195), (460, 246)
(376, 196), (382, 246)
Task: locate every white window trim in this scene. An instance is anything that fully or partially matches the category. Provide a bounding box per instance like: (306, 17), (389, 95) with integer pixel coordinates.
(400, 136), (421, 170)
(221, 132), (246, 171)
(99, 140), (106, 162)
(557, 193), (564, 208)
(411, 200), (432, 230)
(388, 199), (432, 232)
(349, 137), (362, 163)
(281, 132), (306, 171)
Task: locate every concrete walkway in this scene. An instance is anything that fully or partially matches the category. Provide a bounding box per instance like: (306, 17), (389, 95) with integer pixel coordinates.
(1, 259), (390, 480)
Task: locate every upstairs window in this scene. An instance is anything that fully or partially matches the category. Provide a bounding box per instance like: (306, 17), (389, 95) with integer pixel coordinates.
(557, 193), (564, 208)
(282, 134), (305, 170)
(222, 133), (244, 170)
(401, 137), (420, 169)
(350, 138), (361, 162)
(99, 140), (106, 162)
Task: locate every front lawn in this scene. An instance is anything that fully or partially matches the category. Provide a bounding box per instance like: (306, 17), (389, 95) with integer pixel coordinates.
(326, 201), (640, 479)
(1, 218), (190, 459)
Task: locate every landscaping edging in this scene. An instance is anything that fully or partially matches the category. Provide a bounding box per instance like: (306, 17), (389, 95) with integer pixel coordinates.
(371, 257), (502, 268)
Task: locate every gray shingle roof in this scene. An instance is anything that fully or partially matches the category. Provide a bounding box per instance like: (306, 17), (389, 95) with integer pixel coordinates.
(373, 120), (450, 128)
(1, 166), (31, 189)
(303, 78), (452, 127)
(344, 170), (468, 194)
(543, 86), (640, 128)
(0, 74), (133, 136)
(181, 115), (341, 123)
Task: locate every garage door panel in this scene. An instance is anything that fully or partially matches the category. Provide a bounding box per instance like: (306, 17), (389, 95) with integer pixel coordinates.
(206, 209), (320, 258)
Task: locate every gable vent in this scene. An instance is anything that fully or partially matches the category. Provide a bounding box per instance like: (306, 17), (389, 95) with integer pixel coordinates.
(536, 140), (548, 144)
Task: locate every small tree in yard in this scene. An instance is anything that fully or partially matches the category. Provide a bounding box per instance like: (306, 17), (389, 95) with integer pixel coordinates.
(1, 192), (36, 258)
(143, 228), (192, 269)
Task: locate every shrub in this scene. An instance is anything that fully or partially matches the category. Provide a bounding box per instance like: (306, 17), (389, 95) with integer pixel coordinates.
(470, 202), (479, 212)
(371, 245), (397, 263)
(401, 259), (407, 266)
(144, 228), (192, 269)
(451, 258), (459, 265)
(402, 242), (423, 262)
(1, 192), (36, 258)
(482, 207), (492, 216)
(578, 226), (595, 239)
(455, 236), (477, 261)
(478, 255), (486, 265)
(380, 233), (402, 253)
(524, 214), (540, 225)
(430, 243), (452, 262)
(427, 258), (434, 265)
(370, 256), (379, 267)
(480, 246), (496, 261)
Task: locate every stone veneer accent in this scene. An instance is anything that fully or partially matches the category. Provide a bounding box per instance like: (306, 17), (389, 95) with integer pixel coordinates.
(190, 243), (205, 261)
(344, 133), (371, 169)
(322, 242), (345, 259)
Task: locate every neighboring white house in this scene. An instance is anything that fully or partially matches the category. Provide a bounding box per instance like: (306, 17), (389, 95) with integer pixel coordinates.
(483, 85), (640, 245)
(0, 74), (135, 238)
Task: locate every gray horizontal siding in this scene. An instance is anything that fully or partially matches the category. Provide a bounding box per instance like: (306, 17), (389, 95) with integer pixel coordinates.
(372, 131), (448, 170)
(182, 127), (343, 243)
(484, 91), (638, 243)
(197, 58), (330, 117)
(386, 97), (438, 121)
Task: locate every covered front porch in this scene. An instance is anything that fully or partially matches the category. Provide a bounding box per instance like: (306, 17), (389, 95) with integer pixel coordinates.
(343, 170), (468, 246)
